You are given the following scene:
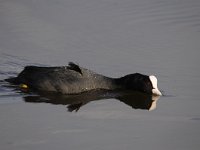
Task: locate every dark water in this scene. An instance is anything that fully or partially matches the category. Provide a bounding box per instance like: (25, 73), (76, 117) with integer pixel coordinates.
(0, 0), (200, 149)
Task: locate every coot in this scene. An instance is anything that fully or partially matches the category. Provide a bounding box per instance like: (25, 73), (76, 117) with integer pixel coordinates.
(5, 62), (162, 95)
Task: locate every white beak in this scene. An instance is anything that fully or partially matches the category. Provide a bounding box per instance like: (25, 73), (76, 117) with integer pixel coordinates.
(149, 75), (162, 96)
(152, 88), (162, 96)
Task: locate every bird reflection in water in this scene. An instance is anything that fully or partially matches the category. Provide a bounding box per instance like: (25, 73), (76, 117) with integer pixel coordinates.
(23, 90), (160, 112)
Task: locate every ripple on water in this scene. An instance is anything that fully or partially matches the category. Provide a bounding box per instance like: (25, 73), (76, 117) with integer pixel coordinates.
(0, 53), (27, 104)
(129, 0), (200, 31)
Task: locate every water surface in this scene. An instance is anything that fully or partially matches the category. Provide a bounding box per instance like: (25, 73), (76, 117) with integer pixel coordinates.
(0, 0), (200, 150)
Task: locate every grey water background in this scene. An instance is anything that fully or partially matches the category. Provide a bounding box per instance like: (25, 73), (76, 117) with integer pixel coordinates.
(0, 0), (200, 149)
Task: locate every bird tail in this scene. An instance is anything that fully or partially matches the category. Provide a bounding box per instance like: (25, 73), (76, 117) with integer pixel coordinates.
(4, 77), (18, 84)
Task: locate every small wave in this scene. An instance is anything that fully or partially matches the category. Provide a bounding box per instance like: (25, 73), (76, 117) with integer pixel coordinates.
(0, 53), (28, 104)
(126, 0), (200, 31)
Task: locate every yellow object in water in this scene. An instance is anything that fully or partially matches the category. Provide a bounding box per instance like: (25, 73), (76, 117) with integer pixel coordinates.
(19, 84), (28, 89)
